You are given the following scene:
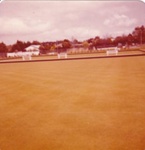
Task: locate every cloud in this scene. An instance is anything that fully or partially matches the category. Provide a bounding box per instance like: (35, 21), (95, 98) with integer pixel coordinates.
(99, 5), (129, 16)
(41, 27), (100, 42)
(104, 14), (137, 27)
(65, 27), (100, 41)
(0, 17), (51, 35)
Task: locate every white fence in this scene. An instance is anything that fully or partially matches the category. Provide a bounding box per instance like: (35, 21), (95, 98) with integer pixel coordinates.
(106, 47), (119, 56)
(7, 51), (39, 58)
(58, 52), (68, 59)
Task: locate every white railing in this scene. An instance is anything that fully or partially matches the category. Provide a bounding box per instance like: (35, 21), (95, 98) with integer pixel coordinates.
(7, 51), (39, 58)
(106, 47), (119, 56)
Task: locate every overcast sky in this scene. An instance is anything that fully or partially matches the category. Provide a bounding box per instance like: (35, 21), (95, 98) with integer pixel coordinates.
(0, 0), (145, 45)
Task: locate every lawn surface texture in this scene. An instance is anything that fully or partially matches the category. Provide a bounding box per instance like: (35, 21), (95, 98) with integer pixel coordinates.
(0, 56), (145, 150)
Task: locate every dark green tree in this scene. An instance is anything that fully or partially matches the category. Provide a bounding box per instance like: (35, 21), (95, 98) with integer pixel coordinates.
(11, 40), (27, 52)
(62, 39), (71, 49)
(0, 42), (8, 57)
(0, 42), (8, 53)
(132, 25), (145, 44)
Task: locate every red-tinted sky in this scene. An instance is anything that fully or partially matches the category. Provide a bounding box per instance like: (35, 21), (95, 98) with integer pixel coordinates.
(0, 0), (145, 44)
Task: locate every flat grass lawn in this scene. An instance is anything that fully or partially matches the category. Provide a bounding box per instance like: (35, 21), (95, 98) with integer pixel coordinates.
(0, 56), (145, 150)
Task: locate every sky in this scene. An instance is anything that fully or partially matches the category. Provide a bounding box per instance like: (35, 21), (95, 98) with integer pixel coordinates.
(0, 0), (145, 45)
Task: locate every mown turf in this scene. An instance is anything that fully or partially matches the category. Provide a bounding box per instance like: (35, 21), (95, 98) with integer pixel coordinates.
(0, 56), (145, 150)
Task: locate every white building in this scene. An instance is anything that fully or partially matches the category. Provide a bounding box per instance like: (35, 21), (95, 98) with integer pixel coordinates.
(7, 45), (40, 58)
(25, 45), (40, 55)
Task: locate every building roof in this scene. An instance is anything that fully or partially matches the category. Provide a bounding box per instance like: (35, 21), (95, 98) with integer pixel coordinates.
(25, 45), (40, 51)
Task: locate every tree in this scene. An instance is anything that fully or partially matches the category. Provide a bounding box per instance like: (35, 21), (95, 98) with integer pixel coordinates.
(0, 42), (8, 57)
(71, 37), (79, 44)
(132, 25), (145, 44)
(62, 39), (71, 50)
(50, 44), (56, 52)
(11, 40), (26, 52)
(32, 40), (40, 45)
(25, 41), (32, 47)
(93, 36), (102, 48)
(0, 42), (8, 53)
(140, 25), (145, 44)
(82, 41), (89, 50)
(127, 34), (134, 45)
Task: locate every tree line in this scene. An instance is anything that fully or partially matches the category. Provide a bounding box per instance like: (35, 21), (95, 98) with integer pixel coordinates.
(0, 25), (145, 54)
